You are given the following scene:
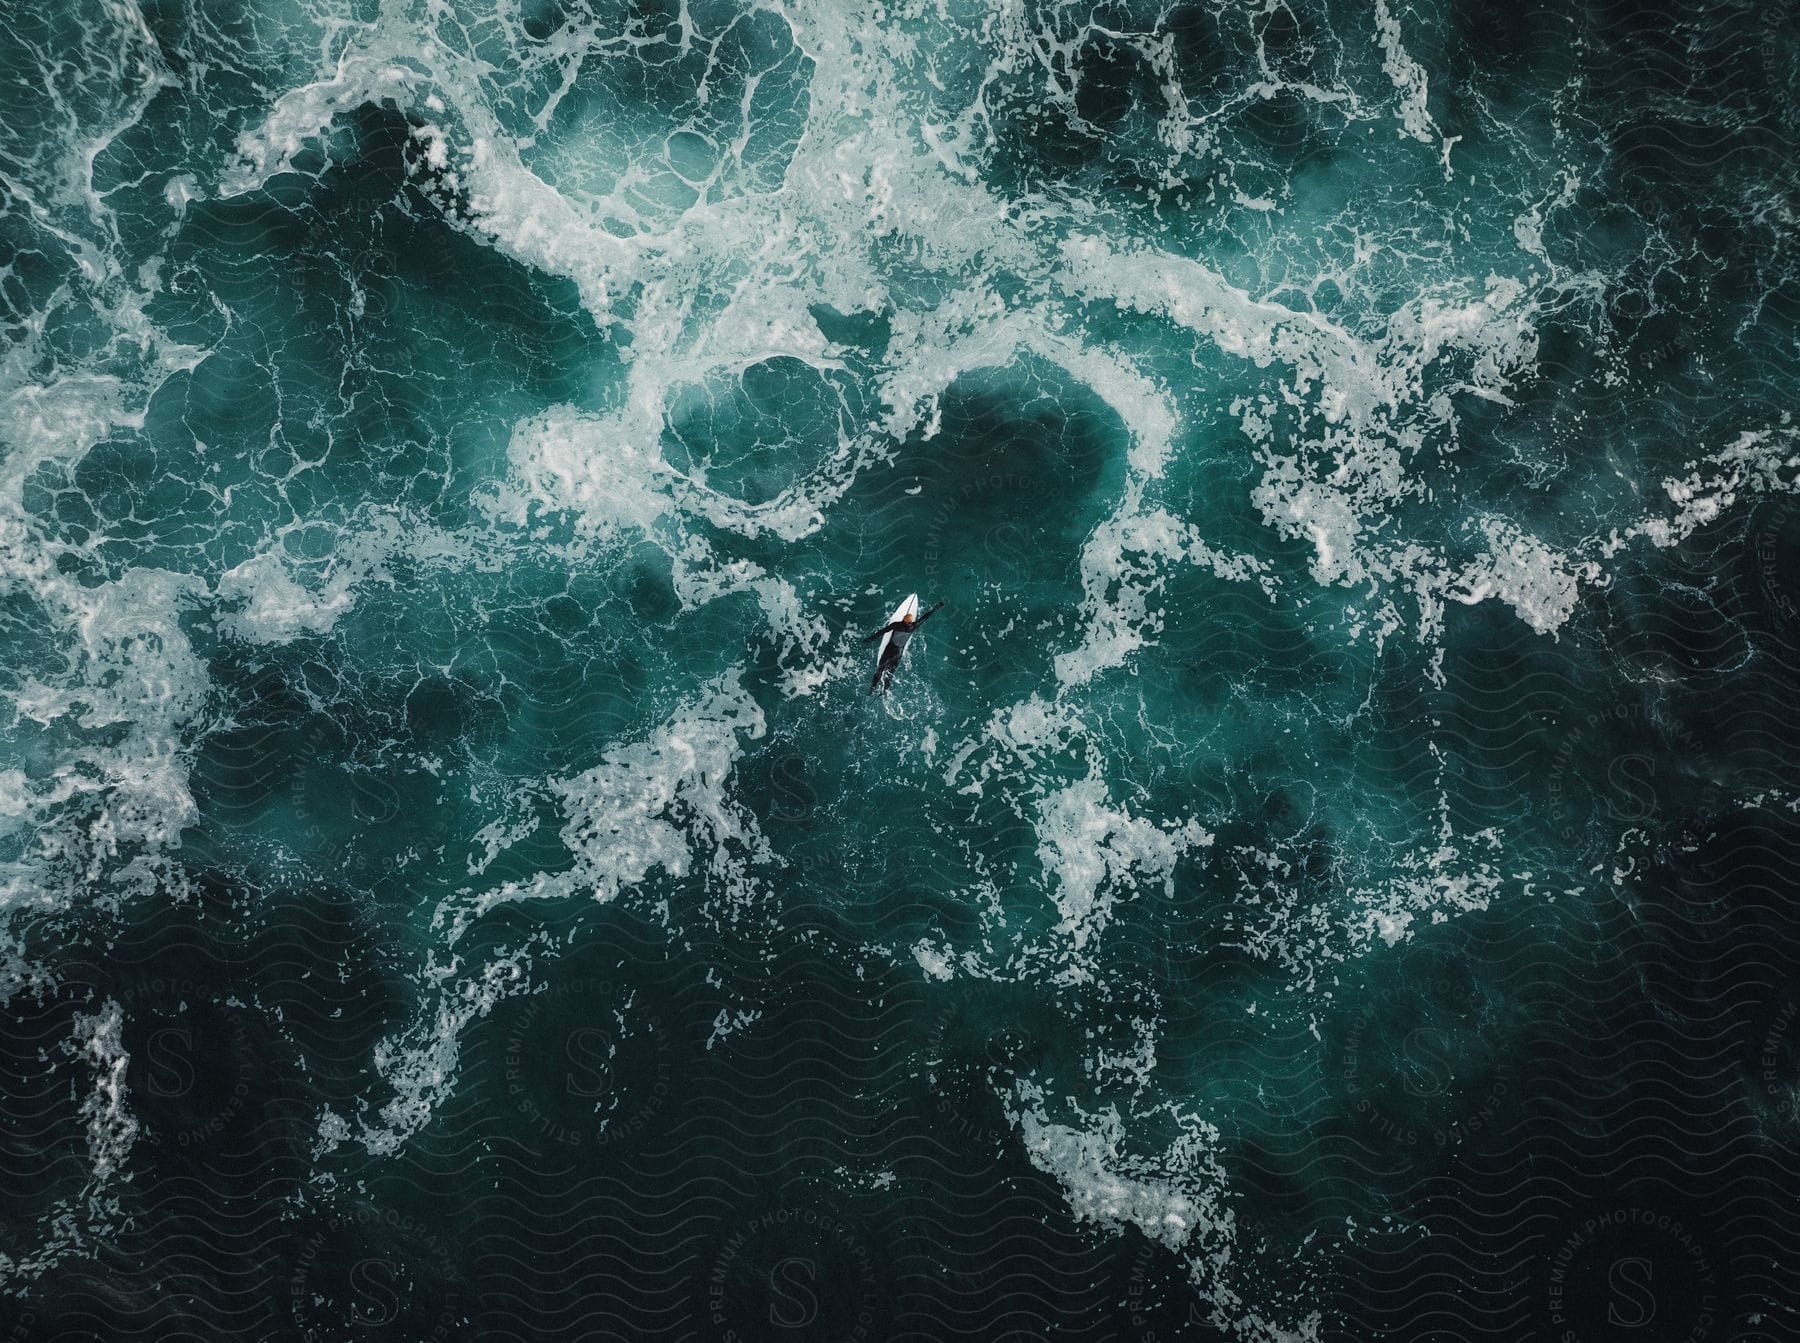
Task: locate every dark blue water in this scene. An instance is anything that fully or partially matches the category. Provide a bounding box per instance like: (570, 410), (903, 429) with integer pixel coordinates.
(2, 1), (1798, 1339)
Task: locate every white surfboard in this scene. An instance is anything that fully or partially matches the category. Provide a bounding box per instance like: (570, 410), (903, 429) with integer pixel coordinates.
(872, 592), (919, 693)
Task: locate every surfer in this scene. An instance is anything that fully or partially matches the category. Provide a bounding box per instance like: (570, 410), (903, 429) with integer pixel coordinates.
(864, 599), (944, 645)
(865, 598), (943, 693)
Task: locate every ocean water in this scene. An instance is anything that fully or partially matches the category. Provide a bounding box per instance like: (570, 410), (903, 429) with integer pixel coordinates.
(1, 0), (1798, 1338)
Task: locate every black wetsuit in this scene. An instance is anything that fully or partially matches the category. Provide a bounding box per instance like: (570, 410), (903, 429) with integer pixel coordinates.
(865, 600), (943, 692)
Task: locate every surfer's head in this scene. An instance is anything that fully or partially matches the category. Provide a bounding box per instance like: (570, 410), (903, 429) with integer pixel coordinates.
(902, 613), (914, 625)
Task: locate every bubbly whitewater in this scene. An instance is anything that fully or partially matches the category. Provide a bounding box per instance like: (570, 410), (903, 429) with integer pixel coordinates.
(2, 1), (1798, 1338)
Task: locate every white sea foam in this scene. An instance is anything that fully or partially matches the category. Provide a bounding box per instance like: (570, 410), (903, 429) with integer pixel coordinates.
(216, 511), (495, 646)
(1064, 233), (1564, 646)
(65, 999), (138, 1184)
(447, 669), (769, 935)
(706, 1006), (763, 1051)
(1058, 505), (1273, 686)
(216, 551), (364, 643)
(0, 157), (215, 928)
(338, 670), (768, 1154)
(0, 1000), (140, 1283)
(912, 938), (955, 981)
(220, 34), (644, 322)
(1345, 819), (1503, 956)
(344, 946), (538, 1158)
(1234, 756), (1508, 982)
(1605, 429), (1800, 554)
(1009, 1079), (1227, 1249)
(1370, 0), (1439, 145)
(1450, 517), (1600, 637)
(1008, 1079), (1316, 1342)
(1035, 777), (1212, 953)
(7, 567), (211, 907)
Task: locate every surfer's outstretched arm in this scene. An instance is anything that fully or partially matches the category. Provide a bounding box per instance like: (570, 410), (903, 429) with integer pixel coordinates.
(864, 600), (944, 641)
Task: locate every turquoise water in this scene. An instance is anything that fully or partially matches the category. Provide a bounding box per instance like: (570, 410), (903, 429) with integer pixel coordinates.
(2, 0), (1798, 1338)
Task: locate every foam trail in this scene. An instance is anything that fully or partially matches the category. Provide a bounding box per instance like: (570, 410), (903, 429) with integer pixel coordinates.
(329, 671), (769, 1155)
